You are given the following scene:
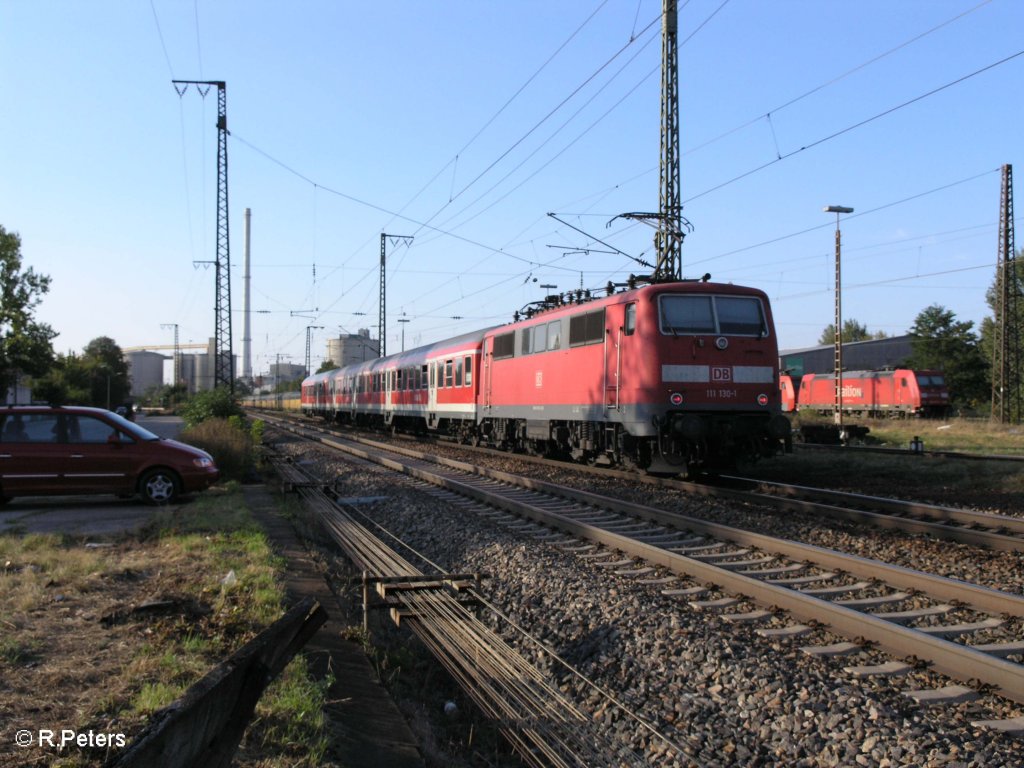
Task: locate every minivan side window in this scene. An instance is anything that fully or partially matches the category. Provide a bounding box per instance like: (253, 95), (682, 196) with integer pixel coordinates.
(1, 414), (59, 443)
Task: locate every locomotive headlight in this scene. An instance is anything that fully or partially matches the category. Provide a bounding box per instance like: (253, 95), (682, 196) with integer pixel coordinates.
(757, 393), (769, 406)
(669, 392), (684, 406)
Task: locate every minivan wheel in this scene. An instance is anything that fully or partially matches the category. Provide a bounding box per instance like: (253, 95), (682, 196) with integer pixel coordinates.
(139, 469), (181, 505)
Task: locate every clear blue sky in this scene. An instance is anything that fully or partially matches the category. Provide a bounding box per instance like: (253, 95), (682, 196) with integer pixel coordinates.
(2, 0), (1021, 379)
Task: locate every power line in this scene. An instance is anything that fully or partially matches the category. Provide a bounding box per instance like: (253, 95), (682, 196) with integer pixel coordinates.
(684, 0), (994, 158)
(683, 48), (1024, 206)
(688, 168), (1000, 267)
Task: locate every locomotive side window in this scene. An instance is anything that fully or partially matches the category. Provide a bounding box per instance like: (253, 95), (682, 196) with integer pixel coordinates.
(532, 324), (547, 354)
(547, 321), (561, 350)
(716, 296), (767, 336)
(569, 308), (606, 346)
(624, 303), (636, 336)
(493, 332), (515, 360)
(464, 356), (473, 386)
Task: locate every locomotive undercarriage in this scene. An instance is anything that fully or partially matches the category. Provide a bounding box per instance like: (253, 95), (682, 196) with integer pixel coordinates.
(473, 411), (790, 477)
(321, 407), (789, 478)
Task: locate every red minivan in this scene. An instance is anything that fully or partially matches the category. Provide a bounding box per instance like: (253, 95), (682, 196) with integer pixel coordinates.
(0, 405), (219, 505)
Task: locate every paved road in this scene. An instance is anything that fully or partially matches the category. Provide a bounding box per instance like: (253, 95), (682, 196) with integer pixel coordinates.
(0, 415), (187, 537)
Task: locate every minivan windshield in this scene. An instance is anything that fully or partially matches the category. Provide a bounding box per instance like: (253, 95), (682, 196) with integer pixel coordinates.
(106, 411), (161, 441)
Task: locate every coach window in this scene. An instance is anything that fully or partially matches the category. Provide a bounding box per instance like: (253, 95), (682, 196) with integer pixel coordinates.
(421, 364), (429, 389)
(547, 321), (561, 350)
(445, 360), (454, 387)
(464, 356), (472, 386)
(455, 358), (463, 387)
(624, 303), (636, 336)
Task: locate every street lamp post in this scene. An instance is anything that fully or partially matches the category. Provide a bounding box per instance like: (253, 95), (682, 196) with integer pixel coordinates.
(824, 205), (854, 437)
(397, 317), (410, 352)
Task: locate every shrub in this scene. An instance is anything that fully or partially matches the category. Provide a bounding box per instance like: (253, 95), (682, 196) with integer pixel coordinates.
(180, 418), (254, 481)
(180, 387), (244, 429)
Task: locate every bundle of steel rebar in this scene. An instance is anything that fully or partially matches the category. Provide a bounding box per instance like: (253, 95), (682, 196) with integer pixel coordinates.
(271, 455), (648, 767)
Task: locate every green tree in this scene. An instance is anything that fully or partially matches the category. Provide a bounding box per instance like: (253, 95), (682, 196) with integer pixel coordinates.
(979, 250), (1024, 421)
(83, 336), (131, 408)
(0, 226), (56, 398)
(316, 359), (337, 374)
(31, 352), (91, 405)
(817, 319), (885, 346)
(907, 304), (989, 411)
(33, 337), (131, 408)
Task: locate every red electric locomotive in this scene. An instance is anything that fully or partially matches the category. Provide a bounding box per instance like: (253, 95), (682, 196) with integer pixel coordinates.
(301, 280), (791, 475)
(788, 369), (949, 418)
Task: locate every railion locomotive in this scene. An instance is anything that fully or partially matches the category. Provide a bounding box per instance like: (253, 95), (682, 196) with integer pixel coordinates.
(301, 279), (791, 475)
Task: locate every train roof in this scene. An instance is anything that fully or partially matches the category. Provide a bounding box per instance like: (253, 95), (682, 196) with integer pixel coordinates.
(802, 368), (943, 380)
(503, 279), (771, 326)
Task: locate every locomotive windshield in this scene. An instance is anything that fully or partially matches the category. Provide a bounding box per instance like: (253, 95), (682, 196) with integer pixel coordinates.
(659, 295), (767, 336)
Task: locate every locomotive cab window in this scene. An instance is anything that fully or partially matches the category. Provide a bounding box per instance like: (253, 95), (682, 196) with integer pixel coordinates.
(716, 296), (767, 336)
(659, 295), (766, 337)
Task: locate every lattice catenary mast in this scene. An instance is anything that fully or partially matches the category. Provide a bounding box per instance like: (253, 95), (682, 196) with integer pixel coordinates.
(613, 0), (686, 282)
(655, 0), (683, 281)
(173, 79), (234, 392)
(992, 163), (1021, 423)
(379, 233), (413, 358)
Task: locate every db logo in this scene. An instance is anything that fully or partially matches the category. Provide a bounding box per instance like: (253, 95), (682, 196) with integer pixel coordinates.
(711, 366), (732, 382)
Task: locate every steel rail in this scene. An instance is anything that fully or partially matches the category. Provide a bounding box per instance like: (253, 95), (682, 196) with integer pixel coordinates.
(795, 441), (1024, 463)
(718, 474), (1024, 538)
(284, 429), (1024, 705)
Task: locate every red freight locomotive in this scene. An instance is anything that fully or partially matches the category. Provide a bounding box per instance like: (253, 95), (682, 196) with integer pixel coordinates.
(779, 369), (950, 418)
(302, 280), (791, 474)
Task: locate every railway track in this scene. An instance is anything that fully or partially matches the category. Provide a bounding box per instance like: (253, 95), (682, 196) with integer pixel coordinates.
(708, 474), (1024, 553)
(263, 413), (1024, 722)
(258, 410), (1024, 554)
(795, 440), (1024, 464)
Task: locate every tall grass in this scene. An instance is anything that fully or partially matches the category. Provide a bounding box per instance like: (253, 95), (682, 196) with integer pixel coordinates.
(179, 418), (258, 481)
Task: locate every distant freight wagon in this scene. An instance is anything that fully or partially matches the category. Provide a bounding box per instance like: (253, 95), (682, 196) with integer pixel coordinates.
(779, 369), (949, 418)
